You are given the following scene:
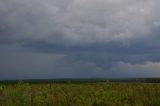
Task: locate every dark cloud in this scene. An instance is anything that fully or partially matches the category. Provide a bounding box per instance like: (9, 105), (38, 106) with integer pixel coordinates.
(0, 0), (160, 79)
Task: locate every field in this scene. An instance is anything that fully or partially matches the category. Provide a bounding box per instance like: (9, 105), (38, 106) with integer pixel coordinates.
(0, 81), (160, 106)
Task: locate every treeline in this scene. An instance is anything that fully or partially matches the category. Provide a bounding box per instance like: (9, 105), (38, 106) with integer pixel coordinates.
(0, 78), (160, 84)
(108, 78), (160, 83)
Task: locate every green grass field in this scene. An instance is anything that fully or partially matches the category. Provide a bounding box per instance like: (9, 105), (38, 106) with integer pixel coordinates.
(0, 82), (160, 106)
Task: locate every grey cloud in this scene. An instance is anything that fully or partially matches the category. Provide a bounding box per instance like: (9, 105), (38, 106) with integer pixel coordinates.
(0, 47), (102, 80)
(109, 61), (160, 78)
(1, 0), (160, 79)
(21, 39), (160, 63)
(1, 0), (160, 45)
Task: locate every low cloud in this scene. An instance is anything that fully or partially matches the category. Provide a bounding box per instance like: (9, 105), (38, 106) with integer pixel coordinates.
(0, 0), (160, 79)
(109, 61), (160, 78)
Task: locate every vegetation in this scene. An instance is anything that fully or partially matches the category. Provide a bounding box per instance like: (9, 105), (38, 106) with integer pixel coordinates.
(0, 82), (160, 106)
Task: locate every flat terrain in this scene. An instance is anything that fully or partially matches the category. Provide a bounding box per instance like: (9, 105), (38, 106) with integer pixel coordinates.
(0, 82), (160, 106)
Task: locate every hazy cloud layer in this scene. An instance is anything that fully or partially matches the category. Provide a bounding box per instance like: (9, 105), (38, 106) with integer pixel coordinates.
(0, 0), (160, 79)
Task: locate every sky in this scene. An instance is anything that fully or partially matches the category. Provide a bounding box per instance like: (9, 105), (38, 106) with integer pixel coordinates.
(1, 0), (160, 80)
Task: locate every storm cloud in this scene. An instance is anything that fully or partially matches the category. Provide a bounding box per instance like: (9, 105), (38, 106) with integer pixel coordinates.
(0, 0), (160, 79)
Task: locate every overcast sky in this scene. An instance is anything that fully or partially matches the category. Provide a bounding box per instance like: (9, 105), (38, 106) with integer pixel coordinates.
(1, 0), (160, 80)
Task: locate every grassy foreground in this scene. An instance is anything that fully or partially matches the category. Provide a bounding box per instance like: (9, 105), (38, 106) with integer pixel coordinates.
(0, 82), (160, 106)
